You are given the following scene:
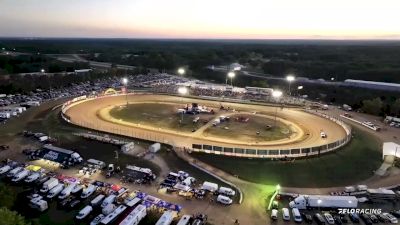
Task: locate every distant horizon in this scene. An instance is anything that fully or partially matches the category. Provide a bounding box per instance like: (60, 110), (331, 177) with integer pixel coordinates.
(1, 0), (399, 40)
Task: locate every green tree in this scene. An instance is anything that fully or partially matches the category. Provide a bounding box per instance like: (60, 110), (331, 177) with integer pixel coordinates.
(0, 183), (17, 209)
(362, 97), (384, 115)
(0, 207), (29, 225)
(391, 99), (400, 116)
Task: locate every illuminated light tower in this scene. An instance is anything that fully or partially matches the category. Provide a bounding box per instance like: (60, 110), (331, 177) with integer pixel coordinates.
(122, 77), (128, 105)
(41, 69), (45, 73)
(272, 90), (283, 126)
(178, 87), (188, 123)
(177, 68), (185, 76)
(227, 71), (235, 87)
(286, 75), (295, 95)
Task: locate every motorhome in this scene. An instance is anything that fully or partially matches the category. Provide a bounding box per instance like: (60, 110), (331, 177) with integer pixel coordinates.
(90, 214), (105, 225)
(119, 204), (147, 225)
(58, 183), (76, 199)
(100, 205), (127, 224)
(81, 184), (97, 199)
(29, 195), (48, 212)
(177, 215), (192, 225)
(12, 169), (30, 182)
(0, 165), (11, 175)
(7, 166), (23, 177)
(155, 210), (175, 225)
(76, 205), (93, 220)
(47, 183), (64, 199)
(101, 194), (116, 208)
(91, 194), (105, 207)
(25, 172), (41, 183)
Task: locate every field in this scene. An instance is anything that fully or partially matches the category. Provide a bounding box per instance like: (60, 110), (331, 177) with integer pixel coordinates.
(192, 127), (382, 187)
(203, 114), (292, 142)
(109, 103), (216, 132)
(108, 102), (293, 143)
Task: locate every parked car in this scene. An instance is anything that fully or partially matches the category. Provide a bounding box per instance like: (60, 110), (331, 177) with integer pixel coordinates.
(382, 213), (398, 224)
(314, 213), (326, 225)
(324, 213), (335, 225)
(270, 209), (278, 221)
(282, 208), (290, 221)
(333, 215), (342, 225)
(69, 199), (81, 209)
(302, 213), (313, 224)
(360, 213), (373, 225)
(349, 213), (360, 223)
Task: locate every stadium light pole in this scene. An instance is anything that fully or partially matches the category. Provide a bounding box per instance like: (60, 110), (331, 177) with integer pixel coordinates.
(286, 75), (295, 95)
(122, 77), (128, 106)
(227, 71), (235, 87)
(178, 87), (188, 123)
(272, 90), (283, 127)
(177, 68), (185, 76)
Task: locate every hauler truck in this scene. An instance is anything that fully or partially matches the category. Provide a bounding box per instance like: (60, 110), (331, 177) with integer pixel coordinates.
(289, 195), (358, 210)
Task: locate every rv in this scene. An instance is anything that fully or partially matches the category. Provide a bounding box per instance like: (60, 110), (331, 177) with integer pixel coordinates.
(25, 172), (41, 183)
(216, 195), (233, 205)
(0, 165), (11, 175)
(76, 205), (93, 220)
(90, 214), (105, 225)
(12, 169), (30, 182)
(177, 215), (192, 225)
(102, 204), (116, 215)
(40, 177), (59, 193)
(218, 187), (235, 196)
(101, 194), (116, 208)
(119, 204), (147, 225)
(100, 205), (127, 224)
(58, 183), (76, 199)
(7, 166), (23, 177)
(29, 195), (48, 212)
(91, 194), (106, 207)
(47, 183), (64, 199)
(81, 184), (97, 199)
(155, 210), (175, 225)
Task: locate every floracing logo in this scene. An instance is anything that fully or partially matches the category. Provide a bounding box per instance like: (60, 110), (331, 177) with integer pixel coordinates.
(338, 208), (382, 215)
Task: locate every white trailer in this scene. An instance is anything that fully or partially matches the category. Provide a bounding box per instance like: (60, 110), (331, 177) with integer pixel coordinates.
(155, 210), (175, 225)
(289, 195), (358, 210)
(119, 204), (147, 225)
(201, 181), (218, 192)
(40, 177), (59, 193)
(81, 184), (97, 199)
(47, 183), (64, 199)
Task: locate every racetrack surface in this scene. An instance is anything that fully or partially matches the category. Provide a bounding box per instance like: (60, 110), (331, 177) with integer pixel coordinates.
(64, 94), (347, 152)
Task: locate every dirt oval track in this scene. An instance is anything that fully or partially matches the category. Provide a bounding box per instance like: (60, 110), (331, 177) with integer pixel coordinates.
(64, 94), (348, 157)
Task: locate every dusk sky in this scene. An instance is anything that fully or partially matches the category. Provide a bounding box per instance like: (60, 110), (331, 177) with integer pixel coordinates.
(1, 0), (399, 39)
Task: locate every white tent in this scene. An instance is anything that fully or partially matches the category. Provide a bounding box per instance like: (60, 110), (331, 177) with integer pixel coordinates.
(382, 142), (400, 159)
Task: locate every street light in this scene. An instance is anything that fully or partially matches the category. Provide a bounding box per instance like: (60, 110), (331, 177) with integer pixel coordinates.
(178, 87), (188, 123)
(227, 71), (235, 87)
(272, 90), (283, 126)
(122, 77), (128, 105)
(40, 69), (45, 73)
(177, 68), (185, 75)
(286, 75), (295, 95)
